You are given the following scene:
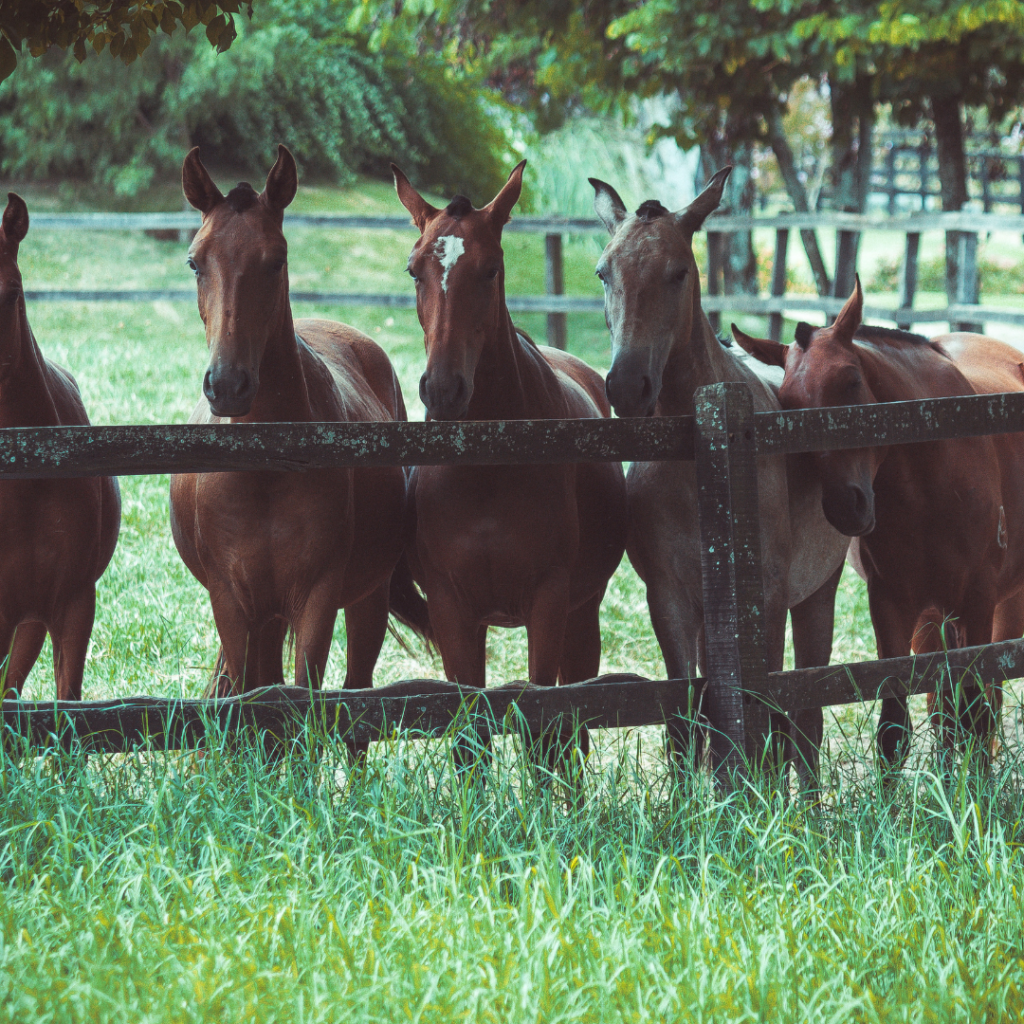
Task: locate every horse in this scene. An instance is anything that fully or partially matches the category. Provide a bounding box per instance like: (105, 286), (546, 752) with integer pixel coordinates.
(170, 146), (428, 705)
(391, 160), (628, 768)
(588, 170), (849, 782)
(732, 279), (1024, 768)
(0, 193), (120, 701)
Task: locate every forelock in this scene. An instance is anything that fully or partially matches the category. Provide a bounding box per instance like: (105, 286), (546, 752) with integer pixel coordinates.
(444, 195), (474, 219)
(225, 182), (260, 214)
(635, 200), (668, 222)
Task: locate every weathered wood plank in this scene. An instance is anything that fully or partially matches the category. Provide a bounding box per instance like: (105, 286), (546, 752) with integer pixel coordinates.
(768, 228), (789, 343)
(0, 418), (697, 479)
(545, 233), (568, 350)
(896, 232), (920, 331)
(1, 675), (689, 753)
(695, 383), (771, 777)
(755, 391), (1024, 456)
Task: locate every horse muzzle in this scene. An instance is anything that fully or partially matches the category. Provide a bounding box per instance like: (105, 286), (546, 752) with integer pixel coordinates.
(606, 354), (657, 418)
(420, 369), (471, 421)
(204, 363), (258, 418)
(821, 480), (876, 537)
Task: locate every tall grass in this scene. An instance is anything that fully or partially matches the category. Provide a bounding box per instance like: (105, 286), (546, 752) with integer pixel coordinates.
(2, 724), (1024, 1022)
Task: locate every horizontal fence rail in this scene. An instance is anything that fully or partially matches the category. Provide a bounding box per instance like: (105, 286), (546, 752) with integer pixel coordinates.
(8, 636), (1024, 753)
(2, 389), (1024, 479)
(23, 209), (1024, 334)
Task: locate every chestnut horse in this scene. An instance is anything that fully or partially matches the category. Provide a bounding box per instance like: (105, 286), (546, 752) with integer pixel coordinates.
(391, 161), (627, 760)
(589, 170), (849, 780)
(171, 147), (424, 698)
(734, 280), (1024, 767)
(0, 193), (120, 700)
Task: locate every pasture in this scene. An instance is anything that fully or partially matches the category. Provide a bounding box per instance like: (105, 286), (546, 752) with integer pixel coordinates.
(3, 176), (1024, 1021)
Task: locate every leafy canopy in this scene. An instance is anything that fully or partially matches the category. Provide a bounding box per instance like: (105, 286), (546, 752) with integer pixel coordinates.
(0, 1), (254, 82)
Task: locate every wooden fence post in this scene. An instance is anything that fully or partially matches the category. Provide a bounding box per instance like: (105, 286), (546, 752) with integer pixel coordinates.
(768, 228), (789, 342)
(953, 230), (982, 333)
(694, 382), (771, 782)
(897, 231), (920, 331)
(832, 230), (860, 310)
(706, 232), (723, 333)
(544, 233), (567, 350)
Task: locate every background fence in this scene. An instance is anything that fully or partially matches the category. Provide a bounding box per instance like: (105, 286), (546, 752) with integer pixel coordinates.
(25, 208), (1024, 349)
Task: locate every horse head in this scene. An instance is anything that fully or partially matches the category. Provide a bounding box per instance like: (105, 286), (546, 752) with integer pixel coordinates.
(0, 193), (29, 381)
(589, 168), (732, 417)
(392, 161), (526, 421)
(182, 145), (297, 418)
(733, 278), (880, 537)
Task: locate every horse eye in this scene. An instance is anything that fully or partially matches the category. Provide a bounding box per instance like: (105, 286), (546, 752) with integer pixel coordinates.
(595, 268), (607, 283)
(186, 257), (198, 274)
(486, 267), (499, 281)
(674, 268), (688, 283)
(407, 268), (419, 282)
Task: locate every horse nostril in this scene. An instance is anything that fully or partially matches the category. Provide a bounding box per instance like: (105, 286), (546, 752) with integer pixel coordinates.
(639, 376), (652, 403)
(202, 368), (215, 400)
(232, 369), (251, 398)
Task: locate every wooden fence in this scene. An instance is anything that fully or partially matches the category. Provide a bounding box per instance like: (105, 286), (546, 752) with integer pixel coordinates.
(26, 208), (1024, 347)
(5, 386), (1024, 781)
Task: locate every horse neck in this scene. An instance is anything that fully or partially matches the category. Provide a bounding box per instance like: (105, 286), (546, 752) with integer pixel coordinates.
(657, 290), (741, 417)
(0, 302), (61, 428)
(465, 298), (559, 420)
(238, 284), (312, 423)
(855, 341), (960, 405)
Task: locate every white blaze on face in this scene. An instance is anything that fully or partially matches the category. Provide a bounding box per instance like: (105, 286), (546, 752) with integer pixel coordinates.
(434, 235), (465, 294)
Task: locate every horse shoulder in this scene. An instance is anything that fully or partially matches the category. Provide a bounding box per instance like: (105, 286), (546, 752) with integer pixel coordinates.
(940, 333), (1024, 396)
(43, 361), (91, 426)
(537, 346), (609, 418)
(295, 318), (401, 422)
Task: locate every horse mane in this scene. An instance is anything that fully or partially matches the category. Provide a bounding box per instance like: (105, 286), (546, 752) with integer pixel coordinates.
(225, 182), (260, 213)
(854, 323), (952, 357)
(515, 327), (539, 350)
(445, 195), (474, 218)
(635, 200), (668, 222)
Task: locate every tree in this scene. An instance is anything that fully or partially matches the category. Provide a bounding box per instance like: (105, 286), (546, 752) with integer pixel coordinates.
(0, 1), (254, 83)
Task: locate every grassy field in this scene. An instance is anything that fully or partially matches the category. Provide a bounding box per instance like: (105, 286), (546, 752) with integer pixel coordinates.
(3, 175), (1024, 1020)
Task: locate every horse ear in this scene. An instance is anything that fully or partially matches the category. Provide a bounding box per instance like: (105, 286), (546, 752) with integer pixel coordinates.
(730, 323), (787, 368)
(391, 163), (439, 233)
(2, 192), (29, 245)
(589, 178), (627, 233)
(264, 144), (298, 213)
(484, 159), (527, 228)
(832, 275), (863, 341)
(182, 147), (224, 214)
(677, 166), (732, 234)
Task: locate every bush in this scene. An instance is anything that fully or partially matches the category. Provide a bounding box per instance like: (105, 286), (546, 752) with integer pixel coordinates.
(0, 0), (512, 200)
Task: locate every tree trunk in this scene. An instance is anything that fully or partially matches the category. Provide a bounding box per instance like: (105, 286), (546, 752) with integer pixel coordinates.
(702, 125), (758, 296)
(931, 90), (980, 330)
(766, 106), (831, 296)
(829, 75), (874, 300)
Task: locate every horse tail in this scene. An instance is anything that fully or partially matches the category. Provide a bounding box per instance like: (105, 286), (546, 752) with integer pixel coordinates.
(388, 553), (435, 654)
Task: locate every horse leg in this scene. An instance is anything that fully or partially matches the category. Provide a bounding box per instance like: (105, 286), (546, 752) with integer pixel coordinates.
(341, 581), (390, 761)
(951, 597), (1001, 766)
(869, 588), (921, 771)
(986, 592), (1024, 759)
(292, 587), (338, 690)
(3, 621), (47, 698)
(424, 582), (487, 771)
(787, 561), (844, 792)
(525, 571), (572, 782)
(645, 574), (705, 769)
(51, 588), (96, 702)
(549, 589), (605, 794)
(209, 592), (263, 695)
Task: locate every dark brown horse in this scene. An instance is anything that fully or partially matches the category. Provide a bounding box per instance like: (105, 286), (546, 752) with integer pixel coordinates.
(0, 193), (120, 700)
(589, 171), (849, 781)
(733, 279), (1024, 766)
(391, 161), (627, 759)
(171, 147), (423, 698)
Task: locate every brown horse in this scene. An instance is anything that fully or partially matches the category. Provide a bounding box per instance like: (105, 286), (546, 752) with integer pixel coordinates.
(391, 161), (627, 760)
(171, 147), (424, 699)
(589, 170), (849, 781)
(733, 279), (1024, 766)
(0, 193), (120, 700)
